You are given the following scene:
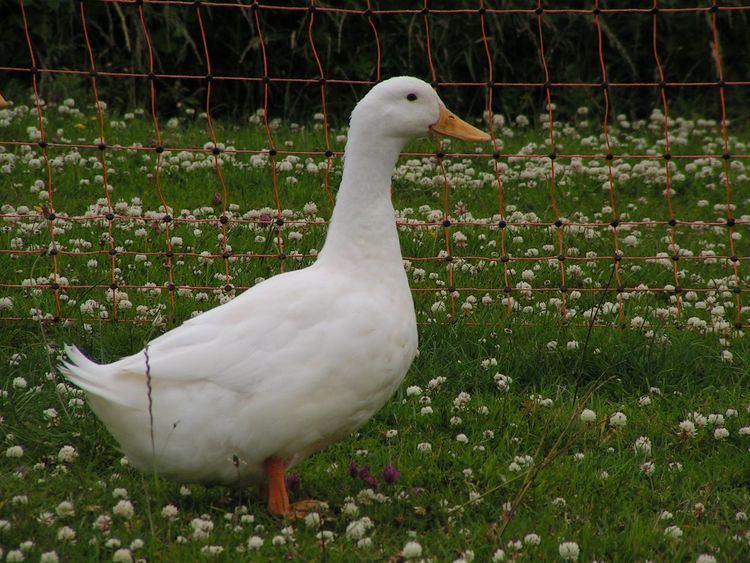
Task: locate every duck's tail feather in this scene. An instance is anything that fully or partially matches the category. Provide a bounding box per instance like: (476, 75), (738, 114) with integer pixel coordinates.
(59, 344), (123, 404)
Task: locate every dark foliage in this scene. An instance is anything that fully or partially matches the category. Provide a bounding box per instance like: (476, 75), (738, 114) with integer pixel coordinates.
(1, 0), (748, 123)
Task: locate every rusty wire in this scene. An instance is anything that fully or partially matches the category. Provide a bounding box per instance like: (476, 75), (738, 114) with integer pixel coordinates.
(0, 0), (748, 330)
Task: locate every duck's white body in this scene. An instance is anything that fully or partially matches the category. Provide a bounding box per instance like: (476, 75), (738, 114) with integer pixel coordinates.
(63, 263), (415, 485)
(61, 76), (487, 490)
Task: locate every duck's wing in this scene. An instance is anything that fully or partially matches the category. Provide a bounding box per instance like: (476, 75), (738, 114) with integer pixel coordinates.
(61, 267), (361, 408)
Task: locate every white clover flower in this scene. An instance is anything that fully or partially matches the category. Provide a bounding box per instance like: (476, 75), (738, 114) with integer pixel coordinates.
(112, 487), (129, 499)
(431, 301), (446, 313)
(696, 556), (717, 563)
(5, 445), (24, 458)
(403, 541), (423, 559)
(690, 412), (708, 427)
(428, 377), (445, 389)
(112, 549), (133, 562)
(634, 436), (652, 456)
(664, 525), (683, 539)
(190, 517), (213, 540)
(161, 504), (179, 520)
(507, 539), (522, 551)
(609, 412), (627, 429)
(659, 510), (673, 520)
(678, 420), (696, 438)
(315, 530), (335, 543)
(714, 427), (729, 440)
(558, 541), (579, 560)
(247, 536), (264, 549)
(417, 442), (432, 453)
(641, 462), (655, 476)
(456, 549), (474, 562)
(456, 433), (469, 443)
(57, 526), (76, 541)
(19, 542), (33, 553)
(492, 549), (506, 561)
(566, 340), (579, 350)
(12, 377), (27, 389)
(453, 392), (471, 409)
(6, 551), (24, 563)
(406, 385), (422, 397)
(739, 427), (750, 436)
(523, 533), (541, 545)
(580, 409), (596, 423)
(113, 500), (135, 520)
(345, 517), (373, 540)
(304, 512), (321, 528)
(707, 414), (725, 426)
(342, 502), (359, 518)
(40, 552), (59, 563)
(200, 545), (223, 556)
(58, 445), (78, 463)
(56, 501), (75, 518)
(494, 373), (512, 391)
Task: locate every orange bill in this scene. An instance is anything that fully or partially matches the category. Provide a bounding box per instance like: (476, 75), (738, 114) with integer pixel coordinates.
(430, 105), (490, 142)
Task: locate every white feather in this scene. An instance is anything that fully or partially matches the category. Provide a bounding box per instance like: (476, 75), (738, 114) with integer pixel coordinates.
(58, 77), (450, 486)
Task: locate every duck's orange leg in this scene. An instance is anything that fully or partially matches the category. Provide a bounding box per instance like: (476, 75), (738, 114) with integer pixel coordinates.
(263, 458), (324, 518)
(264, 458), (290, 515)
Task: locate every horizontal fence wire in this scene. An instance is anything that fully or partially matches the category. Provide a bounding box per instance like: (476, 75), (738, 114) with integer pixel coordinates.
(0, 0), (748, 331)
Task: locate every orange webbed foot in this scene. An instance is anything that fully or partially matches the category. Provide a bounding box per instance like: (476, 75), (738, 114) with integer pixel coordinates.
(286, 499), (325, 520)
(263, 458), (328, 519)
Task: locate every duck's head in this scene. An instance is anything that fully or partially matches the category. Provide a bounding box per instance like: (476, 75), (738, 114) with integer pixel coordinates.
(350, 76), (490, 144)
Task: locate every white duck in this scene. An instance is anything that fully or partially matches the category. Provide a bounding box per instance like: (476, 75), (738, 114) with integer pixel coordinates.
(60, 76), (489, 516)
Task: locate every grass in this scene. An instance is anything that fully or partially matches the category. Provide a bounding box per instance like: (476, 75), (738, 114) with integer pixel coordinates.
(1, 96), (750, 561)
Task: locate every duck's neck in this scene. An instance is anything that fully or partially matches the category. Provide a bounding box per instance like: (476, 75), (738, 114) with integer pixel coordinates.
(317, 129), (405, 274)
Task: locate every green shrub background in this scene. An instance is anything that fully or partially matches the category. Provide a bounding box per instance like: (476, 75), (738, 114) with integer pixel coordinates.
(2, 0), (749, 123)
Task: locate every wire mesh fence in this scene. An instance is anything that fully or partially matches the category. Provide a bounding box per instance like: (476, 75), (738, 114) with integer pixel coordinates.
(1, 0), (749, 333)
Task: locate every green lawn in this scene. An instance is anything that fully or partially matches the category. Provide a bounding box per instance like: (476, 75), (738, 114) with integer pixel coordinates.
(1, 97), (749, 561)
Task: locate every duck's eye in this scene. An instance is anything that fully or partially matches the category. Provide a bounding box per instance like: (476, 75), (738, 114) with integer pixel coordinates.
(406, 93), (418, 101)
